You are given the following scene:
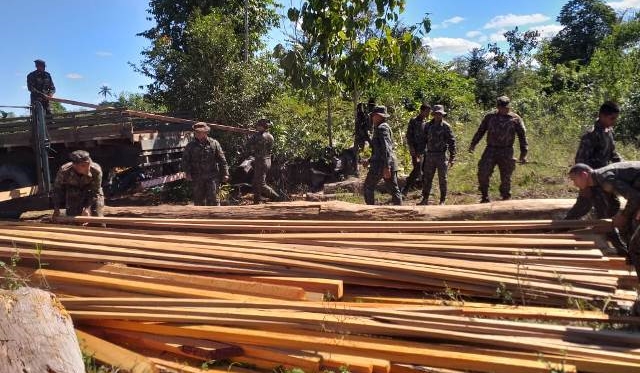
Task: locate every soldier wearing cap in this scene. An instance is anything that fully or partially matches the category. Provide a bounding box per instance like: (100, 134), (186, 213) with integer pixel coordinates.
(420, 104), (456, 205)
(27, 59), (56, 117)
(469, 95), (528, 203)
(568, 162), (640, 271)
(402, 103), (430, 196)
(182, 122), (229, 206)
(567, 101), (626, 253)
(246, 118), (280, 204)
(363, 105), (402, 205)
(52, 150), (104, 219)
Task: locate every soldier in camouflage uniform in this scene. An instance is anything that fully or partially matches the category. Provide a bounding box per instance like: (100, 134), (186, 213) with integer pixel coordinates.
(469, 96), (528, 203)
(566, 101), (627, 255)
(52, 150), (104, 219)
(182, 122), (229, 206)
(27, 59), (56, 117)
(420, 105), (456, 205)
(568, 163), (640, 274)
(364, 106), (402, 205)
(246, 119), (280, 204)
(402, 103), (430, 196)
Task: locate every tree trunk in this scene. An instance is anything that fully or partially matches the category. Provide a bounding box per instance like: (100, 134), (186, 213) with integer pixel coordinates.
(0, 287), (84, 373)
(20, 199), (578, 221)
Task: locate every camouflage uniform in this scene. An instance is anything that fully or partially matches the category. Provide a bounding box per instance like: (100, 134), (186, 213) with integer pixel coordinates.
(27, 68), (55, 116)
(182, 136), (229, 206)
(422, 119), (456, 204)
(53, 162), (104, 217)
(247, 130), (279, 203)
(568, 120), (625, 251)
(580, 162), (640, 274)
(364, 120), (402, 205)
(470, 111), (528, 200)
(402, 115), (427, 194)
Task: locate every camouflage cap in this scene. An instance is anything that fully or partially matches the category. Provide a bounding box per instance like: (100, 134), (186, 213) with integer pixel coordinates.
(497, 95), (511, 106)
(369, 105), (390, 118)
(256, 118), (272, 127)
(432, 104), (447, 115)
(69, 150), (91, 164)
(192, 122), (210, 132)
(34, 59), (46, 66)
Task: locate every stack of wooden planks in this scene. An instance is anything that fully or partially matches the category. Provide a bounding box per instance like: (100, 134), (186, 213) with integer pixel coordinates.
(0, 218), (638, 373)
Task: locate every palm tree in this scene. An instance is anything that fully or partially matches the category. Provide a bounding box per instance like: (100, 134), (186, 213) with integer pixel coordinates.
(98, 85), (113, 99)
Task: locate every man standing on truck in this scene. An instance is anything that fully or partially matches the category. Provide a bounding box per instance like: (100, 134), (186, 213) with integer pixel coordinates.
(246, 118), (280, 204)
(52, 150), (104, 219)
(182, 122), (229, 206)
(27, 59), (56, 118)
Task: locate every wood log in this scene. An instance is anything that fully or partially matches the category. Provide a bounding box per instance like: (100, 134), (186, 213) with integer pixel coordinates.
(21, 199), (578, 221)
(76, 329), (157, 373)
(0, 287), (84, 373)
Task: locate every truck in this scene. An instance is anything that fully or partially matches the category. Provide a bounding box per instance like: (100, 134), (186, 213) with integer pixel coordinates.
(0, 100), (250, 215)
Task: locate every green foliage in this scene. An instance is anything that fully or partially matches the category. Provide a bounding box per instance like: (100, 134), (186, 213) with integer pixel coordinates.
(98, 85), (113, 100)
(136, 1), (281, 149)
(550, 0), (618, 64)
(50, 101), (67, 114)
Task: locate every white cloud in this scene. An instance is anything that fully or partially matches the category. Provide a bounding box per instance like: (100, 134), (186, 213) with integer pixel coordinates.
(423, 37), (481, 54)
(489, 29), (508, 42)
(483, 13), (550, 29)
(466, 30), (483, 38)
(534, 24), (564, 38)
(608, 0), (640, 10)
(95, 51), (113, 57)
(433, 16), (465, 29)
(478, 35), (488, 43)
(66, 73), (83, 79)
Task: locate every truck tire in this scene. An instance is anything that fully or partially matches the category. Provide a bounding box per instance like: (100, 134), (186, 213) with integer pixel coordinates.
(0, 164), (36, 191)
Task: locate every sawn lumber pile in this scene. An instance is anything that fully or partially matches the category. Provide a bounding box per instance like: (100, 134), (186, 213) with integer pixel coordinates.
(1, 217), (639, 373)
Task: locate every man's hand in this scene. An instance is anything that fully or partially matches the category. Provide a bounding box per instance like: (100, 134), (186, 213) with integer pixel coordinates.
(613, 212), (627, 229)
(222, 175), (230, 183)
(448, 160), (455, 168)
(383, 166), (391, 180)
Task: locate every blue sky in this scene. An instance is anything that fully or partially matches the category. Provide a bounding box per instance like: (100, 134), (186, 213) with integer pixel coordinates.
(2, 0), (639, 116)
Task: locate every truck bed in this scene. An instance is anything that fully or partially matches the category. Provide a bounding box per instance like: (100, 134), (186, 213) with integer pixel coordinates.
(0, 109), (193, 149)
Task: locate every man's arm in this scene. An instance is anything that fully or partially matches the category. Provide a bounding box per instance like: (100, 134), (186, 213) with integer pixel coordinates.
(469, 116), (489, 151)
(516, 118), (528, 161)
(381, 125), (394, 167)
(447, 125), (457, 163)
(565, 192), (593, 220)
(405, 119), (416, 156)
(215, 141), (230, 178)
(574, 133), (593, 165)
(52, 169), (66, 214)
(84, 166), (103, 209)
(601, 177), (640, 218)
(26, 73), (36, 94)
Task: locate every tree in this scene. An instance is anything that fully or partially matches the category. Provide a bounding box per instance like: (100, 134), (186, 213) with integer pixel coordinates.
(504, 27), (540, 68)
(98, 85), (113, 99)
(279, 0), (429, 147)
(135, 1), (281, 131)
(550, 0), (618, 64)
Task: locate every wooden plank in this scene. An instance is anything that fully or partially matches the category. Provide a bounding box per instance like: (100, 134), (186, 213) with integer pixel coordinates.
(82, 320), (576, 373)
(75, 329), (157, 373)
(239, 345), (321, 372)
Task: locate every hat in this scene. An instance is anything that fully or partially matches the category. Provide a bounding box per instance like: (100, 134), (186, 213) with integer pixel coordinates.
(192, 122), (210, 132)
(69, 150), (91, 164)
(497, 95), (510, 106)
(432, 104), (447, 115)
(369, 105), (390, 118)
(256, 118), (272, 127)
(34, 59), (46, 66)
